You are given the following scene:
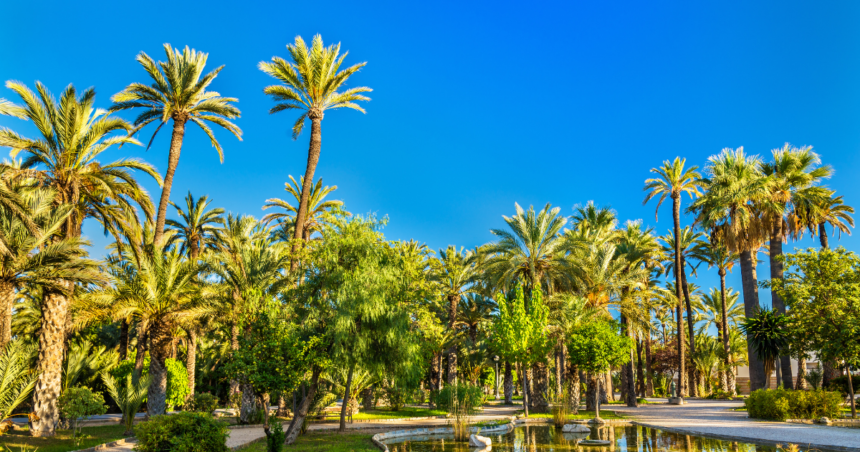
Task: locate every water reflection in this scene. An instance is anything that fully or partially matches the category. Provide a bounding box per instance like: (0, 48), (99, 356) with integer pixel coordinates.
(382, 425), (818, 452)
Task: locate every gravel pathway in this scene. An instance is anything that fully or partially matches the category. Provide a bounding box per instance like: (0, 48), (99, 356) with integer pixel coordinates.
(612, 399), (860, 451)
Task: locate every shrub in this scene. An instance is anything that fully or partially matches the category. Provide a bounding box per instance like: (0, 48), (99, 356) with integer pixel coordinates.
(705, 389), (734, 400)
(745, 387), (843, 421)
(433, 383), (484, 414)
(58, 386), (108, 445)
(804, 369), (822, 390)
(265, 416), (285, 452)
(134, 412), (229, 452)
(111, 356), (190, 410)
(186, 392), (219, 414)
(827, 375), (856, 396)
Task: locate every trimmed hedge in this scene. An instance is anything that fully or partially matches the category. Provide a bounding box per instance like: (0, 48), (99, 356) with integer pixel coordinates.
(134, 412), (229, 452)
(745, 387), (843, 421)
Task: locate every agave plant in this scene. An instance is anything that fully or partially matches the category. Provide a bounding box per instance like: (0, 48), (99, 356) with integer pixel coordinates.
(0, 340), (37, 428)
(102, 373), (150, 436)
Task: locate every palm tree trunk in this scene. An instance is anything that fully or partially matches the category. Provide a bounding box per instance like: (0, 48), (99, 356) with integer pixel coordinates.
(289, 117), (322, 272)
(795, 356), (807, 390)
(679, 257), (698, 397)
(133, 327), (147, 384)
(119, 320), (129, 361)
(278, 394), (290, 417)
(230, 322), (240, 400)
(530, 361), (549, 412)
(769, 223), (793, 389)
(239, 384), (257, 423)
(620, 315), (637, 406)
(586, 372), (598, 411)
(153, 118), (187, 247)
(339, 362), (355, 431)
(30, 290), (70, 437)
(645, 334), (654, 396)
(447, 352), (457, 385)
(671, 195), (686, 398)
(186, 328), (197, 397)
(636, 337), (646, 397)
(521, 363), (529, 417)
(147, 319), (172, 415)
(739, 249), (766, 391)
(504, 361), (513, 404)
(718, 268), (731, 389)
(0, 281), (14, 349)
(555, 345), (564, 397)
(447, 294), (459, 330)
(567, 362), (580, 413)
(818, 222), (829, 249)
(285, 366), (322, 445)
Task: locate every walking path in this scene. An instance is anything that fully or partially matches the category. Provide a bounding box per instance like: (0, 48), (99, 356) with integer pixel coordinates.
(95, 405), (521, 451)
(613, 398), (860, 451)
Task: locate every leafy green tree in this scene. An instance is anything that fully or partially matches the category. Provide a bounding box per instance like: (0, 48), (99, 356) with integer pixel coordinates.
(259, 35), (371, 255)
(58, 386), (108, 445)
(767, 247), (860, 418)
(492, 283), (550, 417)
(644, 157), (703, 397)
(567, 318), (633, 420)
(112, 44), (242, 247)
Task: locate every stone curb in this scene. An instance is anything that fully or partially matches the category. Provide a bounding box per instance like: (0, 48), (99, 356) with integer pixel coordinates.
(631, 421), (860, 452)
(370, 415), (632, 452)
(69, 437), (137, 452)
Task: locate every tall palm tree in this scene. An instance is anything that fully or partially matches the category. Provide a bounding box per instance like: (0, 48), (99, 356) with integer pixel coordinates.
(688, 235), (739, 392)
(644, 157), (703, 397)
(259, 35), (371, 259)
(456, 293), (495, 342)
(431, 246), (480, 330)
(760, 144), (831, 387)
(111, 44), (242, 247)
(798, 191), (855, 249)
(166, 192), (225, 261)
(690, 147), (773, 391)
(0, 81), (158, 436)
(262, 175), (344, 240)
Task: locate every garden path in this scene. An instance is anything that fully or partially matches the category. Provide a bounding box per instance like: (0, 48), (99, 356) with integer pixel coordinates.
(613, 398), (860, 451)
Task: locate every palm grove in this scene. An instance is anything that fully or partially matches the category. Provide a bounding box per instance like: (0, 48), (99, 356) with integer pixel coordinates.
(0, 35), (858, 445)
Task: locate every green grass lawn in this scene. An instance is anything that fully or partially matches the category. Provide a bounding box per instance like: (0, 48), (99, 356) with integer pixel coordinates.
(1, 424), (127, 452)
(236, 431), (378, 452)
(514, 410), (625, 420)
(350, 407), (447, 420)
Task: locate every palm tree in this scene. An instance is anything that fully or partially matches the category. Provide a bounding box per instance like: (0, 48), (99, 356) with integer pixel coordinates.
(456, 293), (495, 342)
(0, 81), (158, 436)
(431, 246), (480, 330)
(259, 35), (371, 258)
(740, 307), (789, 389)
(483, 203), (568, 293)
(262, 176), (344, 240)
(690, 147), (773, 391)
(0, 340), (37, 425)
(797, 190), (855, 249)
(760, 144), (831, 388)
(0, 98), (26, 118)
(111, 44), (242, 247)
(643, 157), (703, 397)
(94, 246), (207, 415)
(166, 192), (225, 261)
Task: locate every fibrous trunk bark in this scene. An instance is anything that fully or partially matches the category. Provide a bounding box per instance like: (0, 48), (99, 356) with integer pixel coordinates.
(819, 223), (829, 249)
(586, 373), (598, 411)
(285, 366), (321, 445)
(447, 352), (457, 385)
(153, 118), (187, 247)
(795, 356), (807, 390)
(646, 333), (654, 397)
(769, 223), (793, 389)
(185, 328), (197, 397)
(133, 327), (147, 385)
(30, 290), (70, 437)
(636, 337), (646, 397)
(680, 256), (697, 397)
(530, 361), (549, 412)
(147, 319), (172, 415)
(289, 116), (323, 272)
(119, 320), (129, 361)
(567, 363), (580, 413)
(740, 249), (766, 391)
(621, 315), (637, 407)
(230, 322), (240, 401)
(672, 195), (686, 398)
(0, 281), (14, 349)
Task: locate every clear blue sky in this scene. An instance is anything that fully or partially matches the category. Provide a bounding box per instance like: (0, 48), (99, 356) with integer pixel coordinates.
(2, 0), (859, 304)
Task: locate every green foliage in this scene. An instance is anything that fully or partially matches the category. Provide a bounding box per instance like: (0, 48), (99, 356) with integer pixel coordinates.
(805, 369), (823, 390)
(134, 412), (230, 452)
(265, 416), (285, 452)
(102, 373), (150, 436)
(186, 392), (220, 414)
(0, 340), (36, 427)
(567, 318), (633, 373)
(165, 358), (190, 410)
(705, 389), (735, 400)
(745, 387), (844, 421)
(432, 383), (484, 414)
(740, 307), (789, 378)
(58, 386), (108, 445)
(827, 375), (857, 395)
(111, 356), (189, 409)
(492, 283), (551, 369)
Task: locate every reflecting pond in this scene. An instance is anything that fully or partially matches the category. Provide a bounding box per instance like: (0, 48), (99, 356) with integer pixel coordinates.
(381, 425), (819, 452)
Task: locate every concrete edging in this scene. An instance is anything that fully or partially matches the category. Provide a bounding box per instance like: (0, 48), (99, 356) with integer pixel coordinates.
(631, 421), (860, 452)
(370, 415), (632, 452)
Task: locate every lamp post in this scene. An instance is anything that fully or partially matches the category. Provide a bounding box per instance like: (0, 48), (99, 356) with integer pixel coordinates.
(494, 355), (500, 400)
